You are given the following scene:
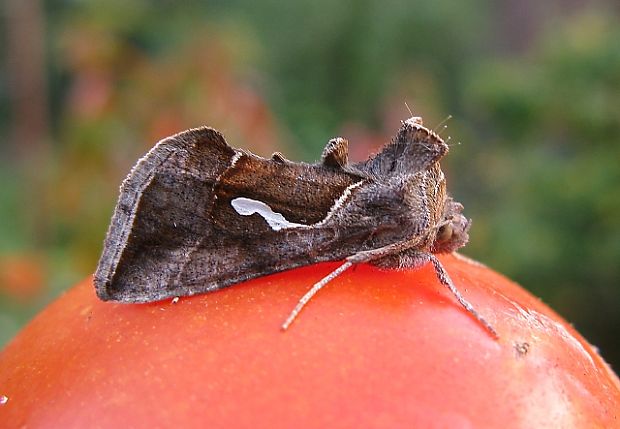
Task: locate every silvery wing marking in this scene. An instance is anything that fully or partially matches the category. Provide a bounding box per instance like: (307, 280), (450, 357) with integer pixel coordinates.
(94, 117), (470, 307)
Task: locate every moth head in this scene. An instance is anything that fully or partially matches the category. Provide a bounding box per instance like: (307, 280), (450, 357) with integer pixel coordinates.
(431, 198), (470, 253)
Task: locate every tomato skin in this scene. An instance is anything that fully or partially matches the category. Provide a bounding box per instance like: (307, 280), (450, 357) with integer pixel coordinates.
(0, 254), (619, 428)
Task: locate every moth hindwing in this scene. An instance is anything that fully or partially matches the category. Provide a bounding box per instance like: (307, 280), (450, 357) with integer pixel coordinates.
(94, 116), (497, 338)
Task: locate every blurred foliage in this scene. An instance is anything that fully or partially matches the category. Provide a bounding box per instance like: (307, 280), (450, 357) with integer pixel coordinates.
(462, 12), (620, 356)
(1, 1), (619, 368)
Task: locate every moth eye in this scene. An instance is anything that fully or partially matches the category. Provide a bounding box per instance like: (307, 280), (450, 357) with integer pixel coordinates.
(437, 224), (453, 243)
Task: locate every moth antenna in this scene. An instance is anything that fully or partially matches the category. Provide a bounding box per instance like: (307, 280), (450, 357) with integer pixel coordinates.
(281, 261), (353, 330)
(428, 254), (498, 339)
(404, 101), (413, 117)
(437, 124), (448, 136)
(433, 115), (453, 133)
(444, 136), (461, 148)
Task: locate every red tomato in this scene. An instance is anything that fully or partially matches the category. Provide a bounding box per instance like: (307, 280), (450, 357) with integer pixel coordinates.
(0, 254), (619, 428)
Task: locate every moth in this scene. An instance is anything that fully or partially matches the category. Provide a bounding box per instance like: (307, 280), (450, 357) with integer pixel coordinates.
(94, 116), (497, 338)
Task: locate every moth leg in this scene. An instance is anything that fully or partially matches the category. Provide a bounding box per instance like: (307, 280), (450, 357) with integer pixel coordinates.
(346, 238), (422, 264)
(282, 238), (421, 330)
(371, 248), (430, 270)
(350, 244), (497, 338)
(378, 250), (498, 339)
(281, 261), (353, 330)
(282, 239), (498, 338)
(426, 254), (497, 338)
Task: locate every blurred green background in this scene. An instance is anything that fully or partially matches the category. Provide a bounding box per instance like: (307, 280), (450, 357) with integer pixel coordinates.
(1, 0), (619, 369)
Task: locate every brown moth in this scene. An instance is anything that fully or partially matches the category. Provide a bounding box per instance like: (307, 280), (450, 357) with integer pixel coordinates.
(94, 117), (497, 337)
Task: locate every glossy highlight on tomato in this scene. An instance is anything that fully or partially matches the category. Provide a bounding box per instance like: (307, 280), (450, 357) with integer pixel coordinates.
(0, 254), (619, 428)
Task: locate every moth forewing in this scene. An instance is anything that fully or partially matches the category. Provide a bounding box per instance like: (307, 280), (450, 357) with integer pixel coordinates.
(95, 127), (367, 302)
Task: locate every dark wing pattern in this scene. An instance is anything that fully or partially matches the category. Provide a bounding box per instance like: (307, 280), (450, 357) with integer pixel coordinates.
(95, 127), (368, 302)
(95, 128), (233, 301)
(95, 117), (452, 303)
